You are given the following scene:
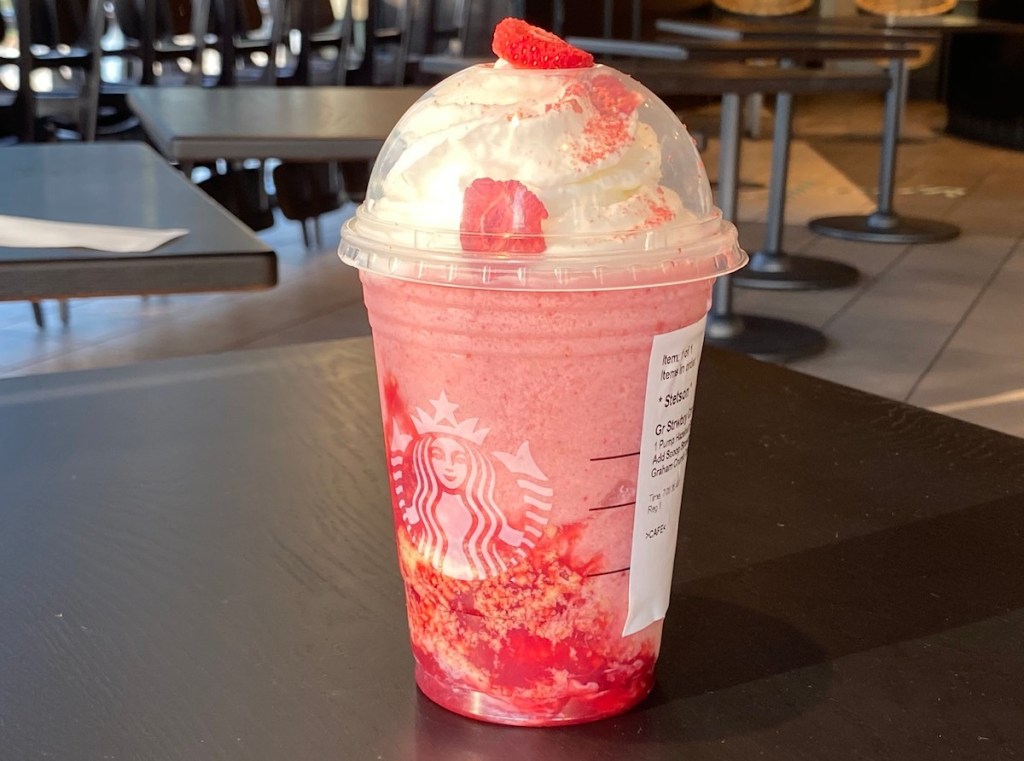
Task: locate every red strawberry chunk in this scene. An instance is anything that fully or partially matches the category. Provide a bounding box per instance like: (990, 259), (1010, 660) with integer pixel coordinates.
(492, 18), (594, 70)
(460, 178), (549, 255)
(589, 74), (644, 119)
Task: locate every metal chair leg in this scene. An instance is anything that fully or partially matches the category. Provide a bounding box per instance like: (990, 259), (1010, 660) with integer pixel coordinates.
(31, 302), (45, 328)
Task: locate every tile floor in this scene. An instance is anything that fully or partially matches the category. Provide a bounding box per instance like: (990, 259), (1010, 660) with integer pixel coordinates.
(2, 93), (1022, 438)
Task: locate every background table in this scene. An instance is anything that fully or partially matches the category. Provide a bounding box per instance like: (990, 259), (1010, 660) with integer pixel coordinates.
(127, 86), (429, 163)
(657, 17), (958, 246)
(1, 339), (1021, 758)
(0, 143), (276, 302)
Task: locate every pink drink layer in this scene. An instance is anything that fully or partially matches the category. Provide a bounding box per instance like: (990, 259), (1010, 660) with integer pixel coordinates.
(362, 272), (712, 725)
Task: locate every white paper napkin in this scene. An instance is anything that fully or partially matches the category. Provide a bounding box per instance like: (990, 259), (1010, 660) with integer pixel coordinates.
(0, 214), (188, 253)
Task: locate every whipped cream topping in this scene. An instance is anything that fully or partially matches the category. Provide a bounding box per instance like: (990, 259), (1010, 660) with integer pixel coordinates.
(367, 64), (705, 253)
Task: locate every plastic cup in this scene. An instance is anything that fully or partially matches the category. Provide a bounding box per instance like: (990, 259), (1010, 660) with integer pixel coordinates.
(341, 63), (746, 726)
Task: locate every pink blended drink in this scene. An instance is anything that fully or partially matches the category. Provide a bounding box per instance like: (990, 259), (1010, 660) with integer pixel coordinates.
(341, 20), (745, 726)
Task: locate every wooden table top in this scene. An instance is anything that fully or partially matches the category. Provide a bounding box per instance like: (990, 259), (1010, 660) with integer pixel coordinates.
(127, 86), (429, 163)
(811, 13), (1024, 35)
(0, 143), (275, 301)
(660, 37), (924, 62)
(656, 17), (938, 44)
(1, 338), (1021, 758)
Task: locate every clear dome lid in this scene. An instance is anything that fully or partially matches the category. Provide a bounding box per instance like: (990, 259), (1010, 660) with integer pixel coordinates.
(340, 63), (746, 291)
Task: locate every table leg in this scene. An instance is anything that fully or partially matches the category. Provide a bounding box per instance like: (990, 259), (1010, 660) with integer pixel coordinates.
(142, 0), (157, 86)
(733, 73), (859, 291)
(706, 94), (826, 363)
(14, 0), (37, 141)
(553, 0), (566, 36)
(809, 57), (959, 245)
(215, 0), (236, 87)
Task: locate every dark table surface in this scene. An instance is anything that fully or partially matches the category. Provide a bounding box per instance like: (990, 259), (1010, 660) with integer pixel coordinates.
(127, 86), (429, 163)
(1, 338), (1022, 759)
(0, 143), (276, 301)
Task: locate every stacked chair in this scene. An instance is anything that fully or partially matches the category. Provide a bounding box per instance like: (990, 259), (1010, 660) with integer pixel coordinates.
(5, 0), (105, 143)
(3, 0), (105, 326)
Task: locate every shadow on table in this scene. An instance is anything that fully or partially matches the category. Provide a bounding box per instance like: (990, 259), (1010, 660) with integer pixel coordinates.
(399, 490), (1024, 757)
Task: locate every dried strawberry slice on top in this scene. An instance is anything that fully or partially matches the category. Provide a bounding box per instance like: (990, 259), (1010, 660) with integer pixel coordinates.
(589, 74), (644, 119)
(460, 178), (549, 255)
(492, 18), (594, 70)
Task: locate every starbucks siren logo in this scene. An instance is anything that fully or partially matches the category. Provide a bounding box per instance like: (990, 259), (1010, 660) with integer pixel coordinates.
(389, 392), (551, 580)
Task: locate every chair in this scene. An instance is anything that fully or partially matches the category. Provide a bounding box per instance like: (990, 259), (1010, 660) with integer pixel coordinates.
(213, 0), (288, 86)
(343, 0), (420, 86)
(11, 0), (105, 141)
(282, 0), (355, 86)
(111, 0), (286, 87)
(278, 0), (415, 87)
(110, 0), (206, 85)
(415, 0), (525, 81)
(9, 0), (104, 325)
(272, 0), (417, 244)
(267, 0), (358, 246)
(552, 0), (641, 39)
(1, 10), (23, 143)
(465, 0), (524, 53)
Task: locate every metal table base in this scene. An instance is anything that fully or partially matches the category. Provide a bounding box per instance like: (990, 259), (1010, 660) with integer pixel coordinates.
(734, 251), (859, 290)
(731, 82), (860, 291)
(809, 58), (960, 245)
(706, 94), (826, 363)
(707, 314), (827, 362)
(809, 212), (959, 244)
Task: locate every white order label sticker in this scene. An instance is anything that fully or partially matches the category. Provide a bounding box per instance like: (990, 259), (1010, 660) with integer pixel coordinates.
(623, 316), (706, 637)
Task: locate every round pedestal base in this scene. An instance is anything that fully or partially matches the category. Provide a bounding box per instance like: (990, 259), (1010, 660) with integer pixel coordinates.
(733, 252), (860, 291)
(706, 315), (826, 363)
(809, 212), (960, 244)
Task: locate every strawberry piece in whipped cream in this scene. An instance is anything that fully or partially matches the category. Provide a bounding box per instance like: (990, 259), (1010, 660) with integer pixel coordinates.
(492, 18), (594, 70)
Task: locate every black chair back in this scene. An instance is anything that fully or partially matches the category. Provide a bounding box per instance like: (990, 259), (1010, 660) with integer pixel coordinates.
(8, 0), (104, 140)
(112, 0), (182, 41)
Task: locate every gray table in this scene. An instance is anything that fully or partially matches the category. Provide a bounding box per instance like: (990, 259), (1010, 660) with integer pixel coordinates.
(1, 338), (1022, 758)
(127, 86), (428, 164)
(0, 143), (276, 312)
(564, 40), (893, 362)
(657, 17), (958, 246)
